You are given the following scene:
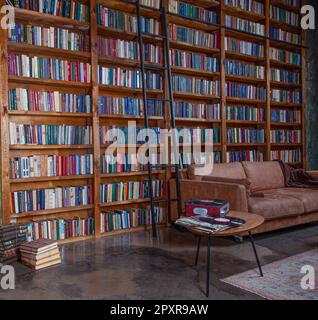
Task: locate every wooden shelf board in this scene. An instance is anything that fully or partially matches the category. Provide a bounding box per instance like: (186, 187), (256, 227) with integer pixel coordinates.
(100, 198), (165, 208)
(226, 120), (265, 125)
(271, 102), (302, 108)
(226, 74), (266, 84)
(99, 85), (163, 96)
(271, 122), (302, 127)
(10, 145), (93, 150)
(170, 40), (220, 56)
(270, 19), (301, 34)
(270, 39), (302, 51)
(227, 143), (266, 147)
(271, 143), (303, 147)
(226, 97), (266, 105)
(100, 170), (165, 179)
(270, 81), (301, 89)
(172, 67), (220, 79)
(8, 111), (93, 118)
(175, 118), (221, 123)
(173, 92), (220, 101)
(10, 174), (94, 184)
(225, 28), (265, 43)
(224, 5), (266, 22)
(270, 59), (301, 70)
(225, 51), (265, 63)
(270, 0), (301, 13)
(98, 114), (163, 121)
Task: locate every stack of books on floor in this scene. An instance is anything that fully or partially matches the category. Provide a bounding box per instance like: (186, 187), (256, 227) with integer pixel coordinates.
(0, 224), (27, 264)
(20, 240), (61, 270)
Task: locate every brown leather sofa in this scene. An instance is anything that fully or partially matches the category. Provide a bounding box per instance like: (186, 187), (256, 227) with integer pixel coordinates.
(169, 161), (318, 234)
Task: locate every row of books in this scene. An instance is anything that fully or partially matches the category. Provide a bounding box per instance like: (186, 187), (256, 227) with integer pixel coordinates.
(12, 185), (93, 214)
(169, 24), (220, 49)
(271, 109), (301, 123)
(168, 0), (218, 24)
(97, 5), (160, 35)
(270, 48), (301, 66)
(8, 54), (91, 83)
(225, 60), (265, 79)
(97, 37), (163, 64)
(270, 5), (299, 27)
(8, 23), (90, 52)
(225, 15), (265, 36)
(98, 96), (163, 117)
(226, 150), (264, 163)
(10, 0), (90, 22)
(100, 207), (165, 233)
(225, 37), (264, 57)
(26, 217), (95, 241)
(9, 124), (92, 145)
(175, 128), (219, 144)
(271, 68), (300, 84)
(100, 180), (164, 203)
(226, 82), (266, 100)
(271, 89), (302, 103)
(270, 129), (301, 143)
(8, 88), (92, 113)
(279, 0), (300, 7)
(179, 151), (222, 167)
(270, 27), (301, 45)
(128, 0), (161, 9)
(270, 149), (301, 163)
(98, 67), (162, 89)
(174, 102), (221, 120)
(172, 76), (220, 96)
(226, 105), (265, 121)
(170, 49), (219, 72)
(227, 128), (265, 144)
(10, 154), (94, 179)
(224, 0), (264, 15)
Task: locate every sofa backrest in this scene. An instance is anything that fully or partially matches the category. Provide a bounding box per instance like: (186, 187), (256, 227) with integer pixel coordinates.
(242, 161), (285, 192)
(188, 162), (247, 180)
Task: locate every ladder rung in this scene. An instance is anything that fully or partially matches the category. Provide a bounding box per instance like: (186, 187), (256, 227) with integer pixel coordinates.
(153, 198), (178, 204)
(147, 98), (172, 102)
(144, 64), (167, 71)
(151, 164), (180, 169)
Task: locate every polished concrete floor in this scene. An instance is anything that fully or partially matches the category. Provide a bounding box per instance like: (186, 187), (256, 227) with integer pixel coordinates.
(0, 222), (318, 300)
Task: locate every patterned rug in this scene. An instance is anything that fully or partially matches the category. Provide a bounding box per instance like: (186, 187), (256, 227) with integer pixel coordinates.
(222, 249), (318, 300)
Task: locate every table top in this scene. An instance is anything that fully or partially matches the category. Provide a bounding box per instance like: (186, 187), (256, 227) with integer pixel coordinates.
(184, 211), (264, 237)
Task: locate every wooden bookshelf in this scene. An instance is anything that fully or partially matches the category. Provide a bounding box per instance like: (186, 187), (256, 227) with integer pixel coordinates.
(0, 0), (307, 241)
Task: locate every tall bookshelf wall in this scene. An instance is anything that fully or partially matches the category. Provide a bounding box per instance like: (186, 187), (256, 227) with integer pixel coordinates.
(0, 0), (307, 242)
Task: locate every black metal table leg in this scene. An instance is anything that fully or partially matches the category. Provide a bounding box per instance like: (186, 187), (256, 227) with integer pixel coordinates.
(206, 236), (212, 297)
(194, 236), (201, 266)
(248, 231), (263, 277)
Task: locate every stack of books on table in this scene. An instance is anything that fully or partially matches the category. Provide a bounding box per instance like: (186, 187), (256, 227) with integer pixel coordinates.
(20, 240), (61, 270)
(0, 224), (27, 264)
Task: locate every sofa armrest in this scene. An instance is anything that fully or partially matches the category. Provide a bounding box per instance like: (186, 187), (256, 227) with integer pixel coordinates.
(169, 179), (249, 221)
(307, 171), (318, 181)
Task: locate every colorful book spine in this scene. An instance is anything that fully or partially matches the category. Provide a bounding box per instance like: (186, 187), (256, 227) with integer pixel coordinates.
(10, 154), (94, 179)
(172, 76), (220, 96)
(176, 127), (220, 144)
(270, 129), (302, 143)
(174, 102), (221, 120)
(271, 109), (301, 123)
(26, 217), (95, 241)
(225, 0), (264, 15)
(225, 60), (265, 79)
(8, 88), (92, 113)
(97, 5), (160, 35)
(11, 0), (90, 22)
(225, 15), (265, 36)
(9, 123), (92, 145)
(270, 5), (300, 26)
(179, 151), (221, 168)
(98, 37), (163, 64)
(226, 82), (266, 100)
(271, 68), (300, 84)
(170, 49), (219, 72)
(98, 96), (163, 117)
(127, 0), (160, 8)
(270, 149), (301, 163)
(8, 54), (91, 83)
(227, 128), (265, 143)
(270, 48), (301, 66)
(12, 185), (93, 214)
(168, 0), (218, 24)
(279, 0), (300, 7)
(8, 23), (90, 51)
(169, 24), (220, 49)
(270, 27), (301, 45)
(226, 105), (265, 121)
(100, 207), (164, 233)
(271, 89), (302, 103)
(100, 180), (165, 203)
(98, 67), (162, 90)
(226, 150), (264, 162)
(225, 37), (264, 57)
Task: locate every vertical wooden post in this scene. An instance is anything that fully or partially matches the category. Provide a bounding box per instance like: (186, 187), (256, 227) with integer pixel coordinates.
(265, 0), (271, 162)
(220, 0), (226, 163)
(0, 0), (11, 224)
(90, 0), (101, 237)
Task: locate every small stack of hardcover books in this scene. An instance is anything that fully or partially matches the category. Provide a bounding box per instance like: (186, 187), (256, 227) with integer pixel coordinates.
(0, 224), (27, 264)
(20, 240), (61, 270)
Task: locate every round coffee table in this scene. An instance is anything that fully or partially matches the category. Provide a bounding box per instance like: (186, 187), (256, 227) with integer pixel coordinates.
(183, 211), (265, 297)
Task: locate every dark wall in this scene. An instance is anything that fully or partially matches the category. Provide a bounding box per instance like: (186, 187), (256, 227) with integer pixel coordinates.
(305, 0), (318, 169)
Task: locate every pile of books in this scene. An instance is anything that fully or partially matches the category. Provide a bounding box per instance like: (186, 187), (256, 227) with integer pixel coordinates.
(20, 240), (61, 270)
(0, 224), (27, 264)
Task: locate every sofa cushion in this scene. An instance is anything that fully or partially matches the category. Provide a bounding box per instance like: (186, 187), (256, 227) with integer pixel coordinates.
(248, 192), (304, 220)
(264, 188), (318, 213)
(242, 161), (285, 192)
(188, 162), (246, 180)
